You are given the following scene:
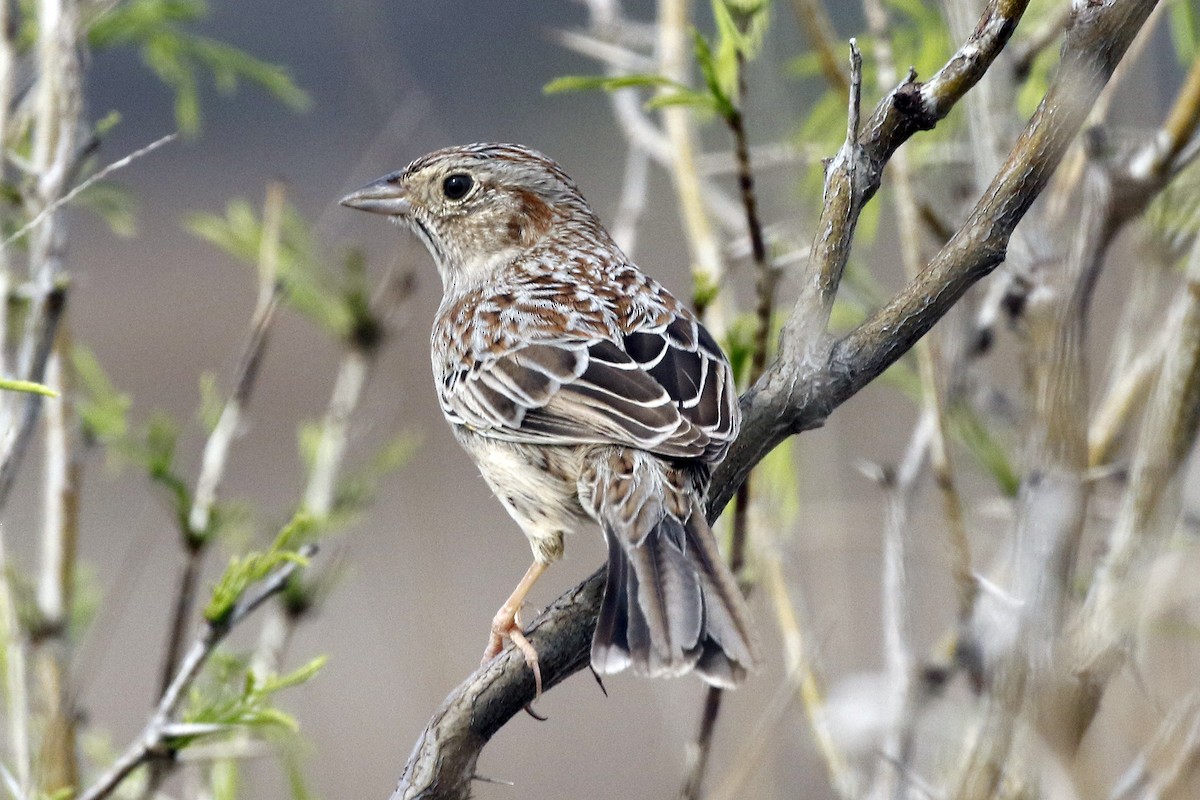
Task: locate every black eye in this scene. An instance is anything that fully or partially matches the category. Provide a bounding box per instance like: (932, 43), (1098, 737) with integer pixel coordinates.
(442, 173), (473, 200)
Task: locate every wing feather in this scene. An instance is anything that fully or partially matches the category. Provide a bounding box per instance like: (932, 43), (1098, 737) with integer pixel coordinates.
(441, 309), (738, 461)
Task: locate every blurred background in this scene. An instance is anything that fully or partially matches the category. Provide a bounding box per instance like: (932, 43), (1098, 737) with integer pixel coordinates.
(3, 1), (1197, 799)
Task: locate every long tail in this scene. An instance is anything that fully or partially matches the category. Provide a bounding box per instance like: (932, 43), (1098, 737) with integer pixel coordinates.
(582, 449), (758, 687)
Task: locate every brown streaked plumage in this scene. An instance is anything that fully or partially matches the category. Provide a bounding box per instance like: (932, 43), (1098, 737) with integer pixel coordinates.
(341, 143), (758, 688)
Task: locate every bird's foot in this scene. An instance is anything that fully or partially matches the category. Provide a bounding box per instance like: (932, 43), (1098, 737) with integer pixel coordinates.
(482, 608), (543, 699)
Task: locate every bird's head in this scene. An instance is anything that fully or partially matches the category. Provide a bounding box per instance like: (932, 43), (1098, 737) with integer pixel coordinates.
(341, 143), (602, 292)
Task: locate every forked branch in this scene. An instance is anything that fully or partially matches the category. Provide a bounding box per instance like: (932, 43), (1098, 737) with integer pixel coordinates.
(387, 2), (1159, 798)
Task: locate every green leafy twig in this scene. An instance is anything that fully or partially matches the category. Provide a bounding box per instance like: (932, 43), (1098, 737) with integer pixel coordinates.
(154, 184), (287, 718)
(77, 536), (317, 800)
(87, 0), (309, 136)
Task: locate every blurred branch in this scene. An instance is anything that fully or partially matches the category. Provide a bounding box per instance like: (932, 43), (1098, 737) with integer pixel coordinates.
(33, 332), (81, 794)
(657, 0), (730, 333)
(77, 545), (317, 800)
(1045, 0), (1170, 221)
(1077, 204), (1200, 710)
(156, 184), (286, 707)
(757, 543), (857, 798)
(0, 282), (67, 511)
(143, 189), (289, 800)
(1011, 6), (1070, 81)
(862, 1), (974, 788)
(0, 133), (177, 251)
(1089, 324), (1167, 467)
(0, 0), (84, 521)
(253, 267), (416, 679)
(789, 0), (849, 93)
(681, 22), (776, 799)
(0, 526), (32, 793)
(1108, 693), (1200, 800)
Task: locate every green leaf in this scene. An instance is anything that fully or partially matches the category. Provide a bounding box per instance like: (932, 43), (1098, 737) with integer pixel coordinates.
(87, 0), (309, 135)
(75, 181), (139, 237)
(949, 405), (1020, 497)
(1169, 0), (1199, 62)
(71, 345), (131, 446)
(544, 73), (681, 94)
(204, 512), (314, 624)
(0, 377), (57, 397)
(692, 28), (737, 121)
(181, 651), (327, 751)
(643, 88), (720, 113)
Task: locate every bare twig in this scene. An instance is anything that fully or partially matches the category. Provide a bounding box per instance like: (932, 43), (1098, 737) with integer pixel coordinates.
(157, 184), (286, 694)
(151, 186), (287, 800)
(1108, 693), (1200, 800)
(657, 0), (729, 332)
(0, 525), (32, 793)
(1044, 0), (1170, 222)
(1078, 204), (1200, 694)
(789, 0), (849, 93)
(1089, 325), (1168, 467)
(680, 33), (776, 800)
(1011, 6), (1070, 81)
(33, 332), (80, 793)
(0, 282), (67, 511)
(0, 133), (177, 251)
(757, 543), (857, 798)
(253, 268), (415, 678)
(77, 545), (316, 800)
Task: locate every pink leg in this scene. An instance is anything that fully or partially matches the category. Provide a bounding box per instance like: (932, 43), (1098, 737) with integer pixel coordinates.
(482, 560), (548, 696)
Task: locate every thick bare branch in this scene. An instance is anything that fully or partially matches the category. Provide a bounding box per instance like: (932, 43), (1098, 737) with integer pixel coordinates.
(387, 2), (1158, 798)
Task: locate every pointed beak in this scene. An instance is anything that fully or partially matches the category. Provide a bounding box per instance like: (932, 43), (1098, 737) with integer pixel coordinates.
(339, 175), (411, 216)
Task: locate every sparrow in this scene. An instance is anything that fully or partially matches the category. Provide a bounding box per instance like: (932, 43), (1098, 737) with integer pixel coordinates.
(341, 143), (757, 690)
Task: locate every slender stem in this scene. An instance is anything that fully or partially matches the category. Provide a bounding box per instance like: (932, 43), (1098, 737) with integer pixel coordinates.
(78, 546), (316, 800)
(759, 543), (856, 798)
(34, 332), (80, 793)
(789, 0), (849, 93)
(658, 0), (729, 334)
(679, 44), (774, 800)
(0, 527), (31, 793)
(1079, 213), (1200, 676)
(1010, 5), (1070, 80)
(253, 268), (414, 679)
(677, 688), (723, 800)
(149, 185), (287, 797)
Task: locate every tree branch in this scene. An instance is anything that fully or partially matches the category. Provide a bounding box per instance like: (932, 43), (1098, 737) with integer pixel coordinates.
(78, 545), (317, 800)
(386, 1), (1158, 798)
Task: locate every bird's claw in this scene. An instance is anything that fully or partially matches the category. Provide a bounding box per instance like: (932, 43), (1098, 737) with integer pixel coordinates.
(482, 610), (544, 700)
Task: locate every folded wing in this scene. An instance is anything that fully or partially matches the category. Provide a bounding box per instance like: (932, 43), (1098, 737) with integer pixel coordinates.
(441, 314), (738, 463)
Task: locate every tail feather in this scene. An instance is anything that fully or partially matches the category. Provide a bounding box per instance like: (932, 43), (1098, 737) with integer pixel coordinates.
(593, 536), (631, 674)
(591, 511), (757, 685)
(586, 450), (758, 686)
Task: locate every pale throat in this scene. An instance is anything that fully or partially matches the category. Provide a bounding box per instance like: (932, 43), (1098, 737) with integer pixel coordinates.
(435, 236), (529, 297)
